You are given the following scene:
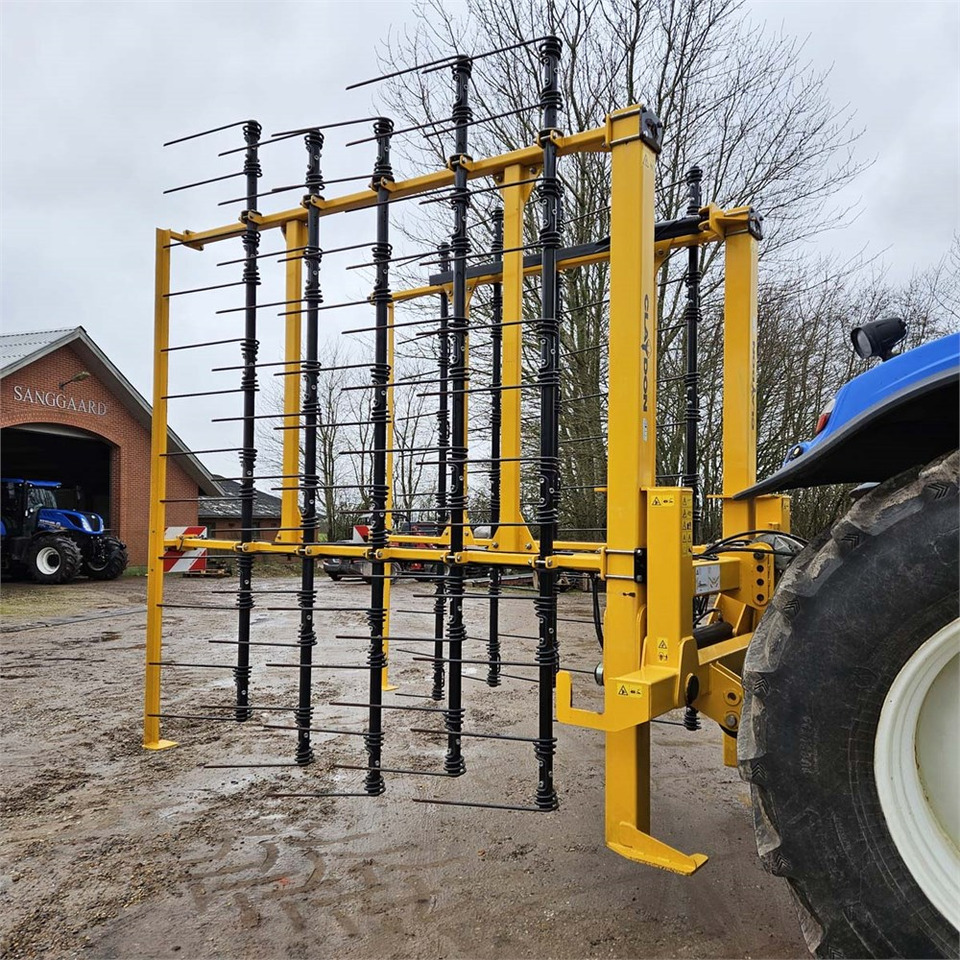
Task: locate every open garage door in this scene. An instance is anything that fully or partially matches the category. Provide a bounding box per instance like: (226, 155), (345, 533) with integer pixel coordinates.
(0, 424), (114, 530)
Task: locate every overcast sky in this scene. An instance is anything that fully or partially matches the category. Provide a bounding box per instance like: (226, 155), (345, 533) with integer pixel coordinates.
(1, 0), (957, 479)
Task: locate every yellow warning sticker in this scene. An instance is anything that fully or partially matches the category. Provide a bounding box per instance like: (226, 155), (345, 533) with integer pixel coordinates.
(617, 682), (645, 698)
(650, 495), (675, 507)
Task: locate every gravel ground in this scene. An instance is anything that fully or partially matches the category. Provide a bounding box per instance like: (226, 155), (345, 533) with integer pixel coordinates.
(0, 574), (806, 960)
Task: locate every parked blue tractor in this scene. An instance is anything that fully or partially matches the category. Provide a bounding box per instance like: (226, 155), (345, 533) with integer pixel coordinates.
(0, 478), (128, 584)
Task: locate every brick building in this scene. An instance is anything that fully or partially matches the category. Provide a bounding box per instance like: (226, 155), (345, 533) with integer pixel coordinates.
(0, 327), (219, 565)
(198, 477), (283, 541)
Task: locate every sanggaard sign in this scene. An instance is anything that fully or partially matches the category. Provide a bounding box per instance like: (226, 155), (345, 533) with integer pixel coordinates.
(11, 385), (108, 416)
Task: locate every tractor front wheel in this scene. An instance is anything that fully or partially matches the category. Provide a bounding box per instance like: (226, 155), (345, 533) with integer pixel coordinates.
(26, 535), (82, 585)
(739, 450), (959, 958)
(84, 537), (128, 580)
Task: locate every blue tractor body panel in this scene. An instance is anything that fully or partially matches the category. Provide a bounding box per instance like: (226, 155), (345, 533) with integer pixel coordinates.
(0, 478), (62, 488)
(737, 333), (960, 498)
(36, 509), (105, 534)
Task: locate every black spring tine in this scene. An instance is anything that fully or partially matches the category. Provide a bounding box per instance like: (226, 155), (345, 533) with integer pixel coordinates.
(266, 791), (374, 799)
(163, 171), (245, 195)
(216, 129), (310, 157)
(265, 663), (381, 670)
(346, 54), (464, 90)
(217, 174), (374, 206)
(271, 116), (386, 136)
(215, 296), (306, 315)
(203, 762), (304, 769)
(418, 173), (540, 207)
(163, 337), (245, 352)
(217, 239), (375, 267)
(411, 656), (541, 668)
(411, 593), (534, 601)
(342, 312), (449, 333)
(195, 704), (299, 712)
(262, 725), (370, 736)
(330, 700), (448, 713)
(217, 245), (306, 266)
(419, 104), (541, 144)
(564, 343), (604, 357)
(410, 727), (540, 744)
(147, 661), (236, 669)
(561, 297), (609, 314)
(209, 640), (310, 649)
(416, 380), (539, 399)
(162, 387), (249, 399)
(422, 35), (554, 73)
(465, 671), (538, 685)
(335, 635), (448, 642)
(334, 764), (452, 777)
(204, 473), (299, 481)
(234, 359), (374, 375)
(345, 249), (441, 272)
(412, 798), (551, 812)
(277, 297), (371, 317)
(163, 120), (252, 147)
(164, 280), (248, 298)
(159, 603), (246, 610)
(146, 713), (246, 722)
(161, 446), (243, 457)
(418, 240), (541, 268)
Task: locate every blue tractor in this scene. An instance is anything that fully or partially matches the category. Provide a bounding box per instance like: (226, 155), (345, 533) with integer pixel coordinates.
(0, 478), (128, 584)
(736, 320), (959, 958)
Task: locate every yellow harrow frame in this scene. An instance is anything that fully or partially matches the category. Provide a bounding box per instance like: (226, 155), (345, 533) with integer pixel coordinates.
(145, 104), (790, 876)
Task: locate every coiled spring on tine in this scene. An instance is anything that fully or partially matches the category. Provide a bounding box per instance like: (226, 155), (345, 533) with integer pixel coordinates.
(363, 116), (395, 797)
(532, 34), (563, 812)
(441, 55), (473, 781)
(233, 119), (263, 723)
(293, 128), (325, 766)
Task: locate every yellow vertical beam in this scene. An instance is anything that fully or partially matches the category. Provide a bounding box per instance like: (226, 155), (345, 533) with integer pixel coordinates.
(721, 230), (759, 540)
(143, 229), (176, 750)
(276, 220), (305, 544)
(382, 302), (396, 691)
(496, 164), (538, 553)
(644, 488), (693, 669)
(602, 110), (658, 847)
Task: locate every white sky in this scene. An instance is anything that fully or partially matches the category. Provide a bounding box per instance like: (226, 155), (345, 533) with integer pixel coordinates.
(1, 0), (957, 478)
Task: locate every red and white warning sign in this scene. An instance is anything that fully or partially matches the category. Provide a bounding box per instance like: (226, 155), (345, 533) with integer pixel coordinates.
(163, 526), (208, 573)
(353, 524), (370, 542)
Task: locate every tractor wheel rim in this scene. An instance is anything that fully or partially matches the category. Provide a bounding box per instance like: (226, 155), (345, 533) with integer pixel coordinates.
(875, 616), (960, 928)
(36, 546), (62, 574)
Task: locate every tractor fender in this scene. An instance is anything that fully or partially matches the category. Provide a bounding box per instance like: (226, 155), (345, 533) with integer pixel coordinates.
(737, 332), (959, 497)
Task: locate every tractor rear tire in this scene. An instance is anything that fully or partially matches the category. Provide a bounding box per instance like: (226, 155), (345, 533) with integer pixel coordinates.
(738, 450), (959, 958)
(85, 537), (129, 580)
(26, 535), (82, 585)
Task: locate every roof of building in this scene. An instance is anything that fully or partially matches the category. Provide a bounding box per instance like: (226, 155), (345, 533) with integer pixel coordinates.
(0, 326), (220, 496)
(198, 477), (284, 520)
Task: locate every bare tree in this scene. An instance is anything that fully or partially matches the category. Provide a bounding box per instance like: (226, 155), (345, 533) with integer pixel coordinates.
(376, 0), (868, 539)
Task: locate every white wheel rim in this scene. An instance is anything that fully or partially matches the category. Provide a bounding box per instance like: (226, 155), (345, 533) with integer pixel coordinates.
(875, 617), (960, 929)
(36, 546), (61, 575)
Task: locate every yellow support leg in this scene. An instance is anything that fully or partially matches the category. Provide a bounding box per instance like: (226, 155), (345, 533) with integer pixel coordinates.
(495, 163), (538, 553)
(143, 229), (176, 751)
(601, 108), (705, 875)
(276, 220), (305, 545)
